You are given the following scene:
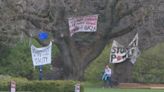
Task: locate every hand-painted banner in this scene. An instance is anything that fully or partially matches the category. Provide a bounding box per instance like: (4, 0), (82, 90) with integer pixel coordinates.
(31, 42), (52, 66)
(109, 33), (140, 64)
(68, 15), (98, 36)
(109, 40), (128, 64)
(128, 33), (140, 64)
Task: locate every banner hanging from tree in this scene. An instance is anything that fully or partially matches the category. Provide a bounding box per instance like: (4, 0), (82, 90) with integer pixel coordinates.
(109, 40), (128, 64)
(31, 42), (52, 66)
(68, 15), (98, 36)
(128, 33), (140, 64)
(109, 33), (140, 64)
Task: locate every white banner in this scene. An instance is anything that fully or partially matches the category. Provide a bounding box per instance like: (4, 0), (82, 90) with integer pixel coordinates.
(109, 40), (128, 64)
(68, 15), (98, 36)
(109, 33), (140, 64)
(31, 42), (52, 66)
(128, 33), (140, 64)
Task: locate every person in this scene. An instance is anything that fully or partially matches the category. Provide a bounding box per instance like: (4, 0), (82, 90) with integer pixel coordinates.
(102, 65), (112, 87)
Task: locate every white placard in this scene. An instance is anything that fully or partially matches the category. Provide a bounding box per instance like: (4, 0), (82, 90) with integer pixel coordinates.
(31, 42), (52, 66)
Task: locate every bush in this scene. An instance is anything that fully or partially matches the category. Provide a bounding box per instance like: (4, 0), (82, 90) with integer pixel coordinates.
(0, 39), (59, 80)
(0, 75), (28, 91)
(0, 76), (84, 92)
(132, 43), (164, 83)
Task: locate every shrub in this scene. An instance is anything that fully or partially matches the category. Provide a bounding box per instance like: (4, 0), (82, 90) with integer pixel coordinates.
(0, 76), (84, 92)
(132, 43), (164, 83)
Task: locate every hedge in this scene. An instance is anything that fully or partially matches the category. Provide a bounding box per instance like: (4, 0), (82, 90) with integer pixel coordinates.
(0, 76), (84, 92)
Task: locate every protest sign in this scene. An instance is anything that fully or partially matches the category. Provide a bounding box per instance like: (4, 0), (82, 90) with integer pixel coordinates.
(109, 40), (128, 63)
(31, 42), (52, 66)
(68, 15), (98, 36)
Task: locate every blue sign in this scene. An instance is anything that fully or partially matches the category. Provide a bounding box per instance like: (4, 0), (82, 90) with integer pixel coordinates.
(38, 32), (48, 40)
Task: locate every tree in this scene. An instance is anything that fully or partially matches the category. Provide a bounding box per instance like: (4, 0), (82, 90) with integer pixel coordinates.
(2, 0), (146, 80)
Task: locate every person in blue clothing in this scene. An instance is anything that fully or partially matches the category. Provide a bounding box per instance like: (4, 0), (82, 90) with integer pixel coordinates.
(102, 65), (112, 87)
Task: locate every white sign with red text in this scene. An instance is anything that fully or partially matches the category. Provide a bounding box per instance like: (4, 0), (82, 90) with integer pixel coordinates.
(68, 15), (98, 36)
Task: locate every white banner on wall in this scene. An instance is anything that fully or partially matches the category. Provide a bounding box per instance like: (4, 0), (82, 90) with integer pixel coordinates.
(109, 40), (128, 64)
(31, 42), (52, 66)
(68, 15), (98, 36)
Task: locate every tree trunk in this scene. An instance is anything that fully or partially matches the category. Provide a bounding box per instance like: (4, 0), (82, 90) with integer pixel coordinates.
(61, 55), (85, 80)
(112, 59), (133, 83)
(56, 36), (107, 80)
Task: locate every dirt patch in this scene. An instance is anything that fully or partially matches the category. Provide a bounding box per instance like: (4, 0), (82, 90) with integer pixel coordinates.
(118, 83), (164, 89)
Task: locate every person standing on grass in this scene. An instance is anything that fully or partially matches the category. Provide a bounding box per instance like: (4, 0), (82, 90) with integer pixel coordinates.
(102, 64), (112, 87)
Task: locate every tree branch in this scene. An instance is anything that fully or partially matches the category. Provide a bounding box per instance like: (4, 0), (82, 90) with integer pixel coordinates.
(13, 14), (49, 28)
(82, 0), (122, 67)
(109, 23), (137, 39)
(21, 25), (49, 46)
(110, 0), (119, 24)
(116, 3), (142, 25)
(98, 0), (120, 37)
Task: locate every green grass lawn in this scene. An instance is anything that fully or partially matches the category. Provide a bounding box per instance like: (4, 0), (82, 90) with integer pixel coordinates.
(85, 88), (164, 92)
(83, 82), (164, 92)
